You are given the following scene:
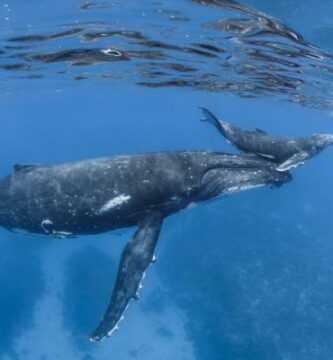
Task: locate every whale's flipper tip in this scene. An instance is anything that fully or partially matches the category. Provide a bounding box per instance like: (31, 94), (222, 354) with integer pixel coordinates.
(89, 212), (163, 342)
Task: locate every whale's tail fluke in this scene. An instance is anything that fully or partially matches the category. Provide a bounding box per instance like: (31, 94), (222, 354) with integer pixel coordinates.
(199, 107), (229, 138)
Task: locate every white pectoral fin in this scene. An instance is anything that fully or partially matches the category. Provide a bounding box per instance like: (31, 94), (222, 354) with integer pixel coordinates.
(276, 151), (310, 172)
(89, 212), (163, 342)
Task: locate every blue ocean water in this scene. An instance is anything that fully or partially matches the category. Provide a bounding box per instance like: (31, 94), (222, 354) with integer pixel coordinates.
(1, 1), (333, 359)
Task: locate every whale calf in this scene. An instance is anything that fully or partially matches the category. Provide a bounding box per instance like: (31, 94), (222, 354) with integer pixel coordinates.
(0, 151), (291, 341)
(200, 108), (333, 171)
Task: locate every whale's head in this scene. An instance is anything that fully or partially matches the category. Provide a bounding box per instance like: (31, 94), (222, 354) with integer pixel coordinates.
(276, 133), (333, 172)
(309, 134), (333, 155)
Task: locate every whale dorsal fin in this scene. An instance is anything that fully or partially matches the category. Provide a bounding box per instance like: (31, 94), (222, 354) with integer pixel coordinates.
(14, 163), (41, 172)
(276, 151), (309, 172)
(255, 128), (268, 135)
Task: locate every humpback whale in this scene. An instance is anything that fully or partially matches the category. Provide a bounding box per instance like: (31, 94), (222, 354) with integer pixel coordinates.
(0, 151), (291, 341)
(200, 108), (333, 171)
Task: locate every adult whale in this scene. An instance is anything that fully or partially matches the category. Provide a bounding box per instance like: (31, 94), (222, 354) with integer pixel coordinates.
(0, 151), (290, 341)
(201, 108), (333, 171)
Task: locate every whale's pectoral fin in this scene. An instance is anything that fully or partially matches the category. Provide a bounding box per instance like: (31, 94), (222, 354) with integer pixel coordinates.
(277, 151), (309, 172)
(89, 212), (163, 342)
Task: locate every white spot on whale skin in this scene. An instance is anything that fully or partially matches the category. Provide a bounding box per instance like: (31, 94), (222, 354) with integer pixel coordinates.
(52, 230), (73, 238)
(256, 153), (275, 160)
(225, 184), (264, 194)
(41, 219), (53, 226)
(170, 195), (180, 201)
(41, 219), (53, 233)
(98, 194), (131, 214)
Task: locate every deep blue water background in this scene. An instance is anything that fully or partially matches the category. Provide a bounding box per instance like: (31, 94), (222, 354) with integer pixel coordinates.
(1, 1), (333, 359)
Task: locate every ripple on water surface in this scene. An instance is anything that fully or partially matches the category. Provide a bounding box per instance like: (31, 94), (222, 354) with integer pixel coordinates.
(1, 0), (333, 108)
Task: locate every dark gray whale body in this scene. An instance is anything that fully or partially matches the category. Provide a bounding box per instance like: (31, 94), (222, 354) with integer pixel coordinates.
(201, 108), (333, 171)
(0, 151), (290, 341)
(0, 152), (289, 235)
